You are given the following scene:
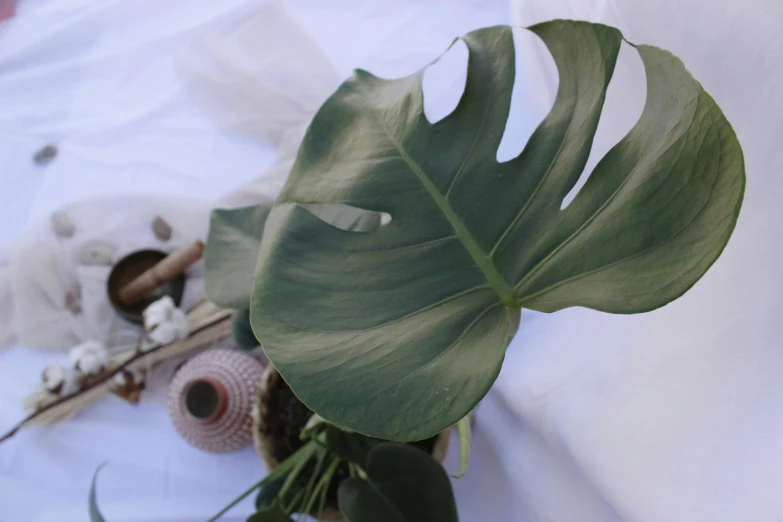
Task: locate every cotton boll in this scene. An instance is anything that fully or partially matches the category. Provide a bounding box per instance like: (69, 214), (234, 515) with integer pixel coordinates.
(142, 296), (190, 349)
(142, 295), (176, 330)
(111, 368), (145, 389)
(111, 368), (146, 404)
(42, 365), (80, 396)
(148, 319), (189, 346)
(69, 340), (109, 375)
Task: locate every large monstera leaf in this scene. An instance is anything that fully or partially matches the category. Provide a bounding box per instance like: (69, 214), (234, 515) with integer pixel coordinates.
(251, 21), (745, 441)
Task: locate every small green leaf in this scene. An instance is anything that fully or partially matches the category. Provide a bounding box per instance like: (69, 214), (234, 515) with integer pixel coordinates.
(255, 476), (286, 511)
(301, 414), (357, 441)
(89, 463), (108, 522)
(453, 415), (472, 478)
(322, 425), (383, 469)
(337, 443), (458, 522)
(233, 308), (260, 350)
(300, 414), (328, 439)
(247, 504), (295, 522)
(205, 203), (381, 310)
(205, 204), (273, 309)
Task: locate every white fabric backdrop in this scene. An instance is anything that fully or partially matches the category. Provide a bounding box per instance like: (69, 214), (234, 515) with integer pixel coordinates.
(492, 2), (783, 522)
(0, 1), (514, 521)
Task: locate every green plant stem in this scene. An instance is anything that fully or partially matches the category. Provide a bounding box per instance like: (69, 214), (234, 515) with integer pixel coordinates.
(205, 440), (318, 522)
(284, 489), (305, 517)
(204, 478), (267, 522)
(278, 442), (319, 502)
(306, 456), (340, 520)
(297, 447), (327, 515)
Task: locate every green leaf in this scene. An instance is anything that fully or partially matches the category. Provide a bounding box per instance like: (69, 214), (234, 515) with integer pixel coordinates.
(337, 443), (458, 522)
(89, 463), (108, 522)
(302, 414), (357, 441)
(205, 204), (273, 309)
(206, 203), (381, 310)
(300, 413), (328, 440)
(322, 425), (383, 469)
(233, 308), (261, 350)
(207, 442), (319, 522)
(247, 504), (295, 522)
(255, 476), (286, 511)
(251, 21), (745, 440)
(454, 416), (472, 478)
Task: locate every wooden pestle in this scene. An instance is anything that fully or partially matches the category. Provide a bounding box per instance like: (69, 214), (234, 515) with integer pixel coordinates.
(118, 240), (204, 305)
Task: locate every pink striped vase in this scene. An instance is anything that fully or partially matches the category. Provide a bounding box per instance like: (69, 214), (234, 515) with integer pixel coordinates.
(168, 348), (265, 453)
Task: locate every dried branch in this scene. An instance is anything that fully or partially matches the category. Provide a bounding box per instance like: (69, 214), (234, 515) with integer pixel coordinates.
(0, 308), (233, 445)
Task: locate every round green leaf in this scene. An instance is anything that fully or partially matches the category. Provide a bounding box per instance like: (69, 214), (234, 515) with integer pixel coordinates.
(232, 308), (261, 350)
(205, 204), (273, 309)
(205, 203), (381, 310)
(255, 476), (285, 511)
(251, 21), (745, 440)
(322, 425), (383, 470)
(337, 443), (458, 522)
(247, 504), (295, 522)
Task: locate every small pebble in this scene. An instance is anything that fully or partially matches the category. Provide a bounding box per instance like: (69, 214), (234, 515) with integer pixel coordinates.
(152, 216), (173, 241)
(33, 144), (57, 165)
(50, 211), (75, 238)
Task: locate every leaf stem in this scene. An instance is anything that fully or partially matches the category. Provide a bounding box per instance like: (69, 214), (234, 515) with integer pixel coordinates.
(307, 456), (340, 519)
(298, 447), (327, 514)
(278, 441), (319, 501)
(205, 440), (318, 522)
(204, 478), (267, 522)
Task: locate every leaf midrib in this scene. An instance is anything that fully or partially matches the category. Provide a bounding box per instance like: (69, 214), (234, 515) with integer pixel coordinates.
(369, 110), (516, 306)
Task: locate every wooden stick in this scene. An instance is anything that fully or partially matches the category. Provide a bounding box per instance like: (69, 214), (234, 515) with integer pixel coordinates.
(119, 240), (204, 305)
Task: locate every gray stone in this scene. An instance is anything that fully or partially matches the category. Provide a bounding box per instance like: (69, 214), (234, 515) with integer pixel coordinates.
(50, 211), (75, 238)
(152, 216), (172, 241)
(33, 144), (57, 165)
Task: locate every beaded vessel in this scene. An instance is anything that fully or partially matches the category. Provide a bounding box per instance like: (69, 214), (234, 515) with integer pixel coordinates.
(169, 348), (264, 453)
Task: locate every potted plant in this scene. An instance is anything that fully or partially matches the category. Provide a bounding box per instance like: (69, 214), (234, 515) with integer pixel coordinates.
(89, 18), (744, 522)
(91, 367), (458, 522)
(245, 365), (454, 521)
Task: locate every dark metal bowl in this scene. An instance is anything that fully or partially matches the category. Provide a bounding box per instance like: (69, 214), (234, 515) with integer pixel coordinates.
(107, 249), (186, 324)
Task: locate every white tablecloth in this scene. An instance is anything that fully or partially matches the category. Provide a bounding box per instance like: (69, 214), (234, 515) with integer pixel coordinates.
(0, 1), (513, 521)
